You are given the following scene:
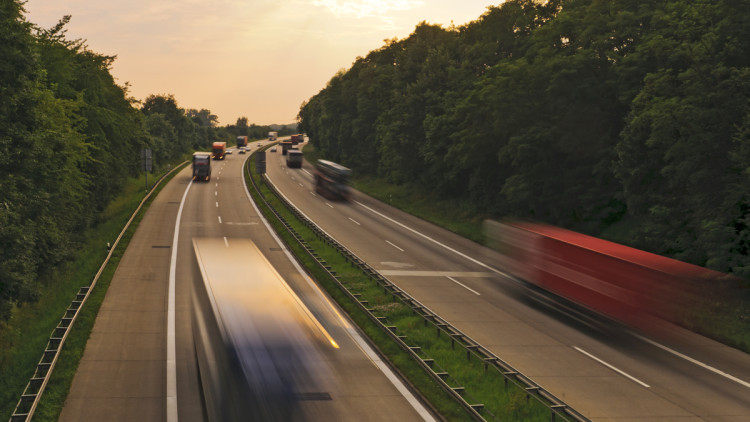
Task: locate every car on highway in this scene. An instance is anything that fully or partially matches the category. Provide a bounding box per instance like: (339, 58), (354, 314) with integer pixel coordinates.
(270, 147), (277, 152)
(239, 147), (246, 154)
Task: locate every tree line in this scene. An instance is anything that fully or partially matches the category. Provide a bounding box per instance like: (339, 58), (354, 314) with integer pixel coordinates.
(298, 0), (750, 280)
(0, 2), (284, 320)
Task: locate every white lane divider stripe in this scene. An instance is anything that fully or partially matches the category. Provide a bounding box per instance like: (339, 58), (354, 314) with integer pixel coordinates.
(385, 240), (404, 252)
(574, 346), (650, 388)
(446, 276), (481, 296)
(632, 333), (750, 389)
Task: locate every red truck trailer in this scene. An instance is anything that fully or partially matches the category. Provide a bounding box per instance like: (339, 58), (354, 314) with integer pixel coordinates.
(486, 220), (729, 332)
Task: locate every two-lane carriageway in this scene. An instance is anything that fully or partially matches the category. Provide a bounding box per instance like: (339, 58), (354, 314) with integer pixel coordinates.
(60, 142), (436, 421)
(265, 143), (750, 421)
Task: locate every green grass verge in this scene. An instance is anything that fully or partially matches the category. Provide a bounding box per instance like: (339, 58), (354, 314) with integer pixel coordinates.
(0, 162), (188, 422)
(247, 152), (568, 421)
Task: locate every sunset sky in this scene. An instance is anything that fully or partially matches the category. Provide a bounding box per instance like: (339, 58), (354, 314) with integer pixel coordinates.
(23, 1), (501, 126)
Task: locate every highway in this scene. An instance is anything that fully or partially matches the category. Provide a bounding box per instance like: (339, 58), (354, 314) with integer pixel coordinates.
(265, 141), (750, 421)
(59, 140), (435, 421)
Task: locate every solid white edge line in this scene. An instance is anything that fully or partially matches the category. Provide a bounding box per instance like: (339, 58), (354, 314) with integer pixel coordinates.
(167, 178), (192, 422)
(385, 240), (404, 252)
(573, 346), (650, 388)
(632, 333), (750, 389)
(259, 172), (435, 421)
(446, 276), (481, 296)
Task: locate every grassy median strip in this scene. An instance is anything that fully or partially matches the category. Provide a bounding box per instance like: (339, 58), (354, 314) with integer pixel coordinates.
(246, 153), (569, 421)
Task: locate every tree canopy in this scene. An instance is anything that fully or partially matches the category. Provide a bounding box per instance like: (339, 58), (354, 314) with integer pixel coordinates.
(299, 0), (750, 279)
(0, 3), (241, 320)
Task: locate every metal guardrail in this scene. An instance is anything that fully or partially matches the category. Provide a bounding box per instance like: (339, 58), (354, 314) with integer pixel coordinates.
(246, 157), (590, 422)
(9, 163), (187, 422)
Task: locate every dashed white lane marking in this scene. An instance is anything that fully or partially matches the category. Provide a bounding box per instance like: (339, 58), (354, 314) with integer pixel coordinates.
(326, 203), (334, 208)
(632, 333), (750, 389)
(446, 276), (481, 296)
(574, 346), (650, 388)
(303, 169), (313, 177)
(385, 240), (404, 252)
(218, 216), (222, 224)
(348, 217), (361, 226)
(215, 202), (219, 208)
(223, 237), (229, 247)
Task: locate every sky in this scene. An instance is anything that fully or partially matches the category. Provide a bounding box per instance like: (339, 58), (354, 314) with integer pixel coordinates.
(23, 0), (501, 126)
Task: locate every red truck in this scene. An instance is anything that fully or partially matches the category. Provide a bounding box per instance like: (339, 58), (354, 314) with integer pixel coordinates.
(486, 221), (729, 333)
(212, 142), (227, 160)
(290, 134), (303, 145)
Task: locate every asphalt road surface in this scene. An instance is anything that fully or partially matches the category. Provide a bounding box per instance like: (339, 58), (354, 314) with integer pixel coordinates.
(59, 142), (436, 422)
(264, 142), (750, 421)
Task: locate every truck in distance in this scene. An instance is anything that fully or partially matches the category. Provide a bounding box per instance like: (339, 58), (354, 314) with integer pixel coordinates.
(280, 140), (293, 155)
(236, 136), (248, 148)
(314, 159), (351, 201)
(268, 131), (278, 141)
(286, 150), (303, 168)
(212, 141), (227, 160)
(192, 152), (211, 181)
(290, 134), (303, 145)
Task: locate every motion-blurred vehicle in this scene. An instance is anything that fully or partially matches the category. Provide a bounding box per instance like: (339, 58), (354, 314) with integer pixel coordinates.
(286, 150), (303, 168)
(192, 238), (328, 421)
(236, 135), (248, 149)
(191, 152), (211, 181)
(239, 146), (246, 154)
(271, 147), (277, 153)
(314, 160), (351, 201)
(485, 220), (732, 333)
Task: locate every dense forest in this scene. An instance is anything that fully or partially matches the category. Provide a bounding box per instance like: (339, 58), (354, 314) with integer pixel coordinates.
(0, 1), (286, 321)
(299, 0), (750, 281)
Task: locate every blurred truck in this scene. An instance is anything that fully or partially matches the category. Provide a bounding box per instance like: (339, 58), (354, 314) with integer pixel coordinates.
(286, 150), (303, 168)
(485, 220), (731, 333)
(268, 131), (278, 141)
(236, 136), (248, 148)
(290, 134), (303, 145)
(212, 141), (227, 160)
(192, 152), (211, 181)
(314, 160), (351, 201)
